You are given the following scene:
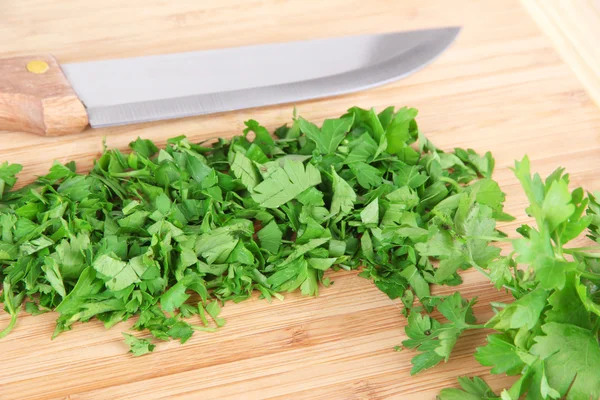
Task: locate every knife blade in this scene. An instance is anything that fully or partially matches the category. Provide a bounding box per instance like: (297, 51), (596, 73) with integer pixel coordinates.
(0, 27), (460, 136)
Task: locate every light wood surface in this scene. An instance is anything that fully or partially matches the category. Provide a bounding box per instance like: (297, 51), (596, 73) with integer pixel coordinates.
(1, 0), (600, 399)
(522, 0), (600, 108)
(0, 55), (88, 136)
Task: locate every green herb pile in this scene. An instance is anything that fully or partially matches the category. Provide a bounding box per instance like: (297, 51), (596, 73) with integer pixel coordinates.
(1, 106), (599, 398)
(437, 158), (600, 399)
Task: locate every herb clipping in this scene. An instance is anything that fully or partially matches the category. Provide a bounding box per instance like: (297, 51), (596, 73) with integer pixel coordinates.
(1, 106), (598, 399)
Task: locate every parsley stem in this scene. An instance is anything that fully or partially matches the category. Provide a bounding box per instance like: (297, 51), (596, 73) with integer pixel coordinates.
(592, 317), (600, 337)
(580, 270), (600, 281)
(191, 325), (218, 333)
(0, 279), (19, 339)
(467, 324), (486, 329)
(567, 252), (600, 259)
(0, 313), (17, 339)
(552, 233), (563, 258)
(438, 177), (463, 192)
(0, 288), (17, 340)
(564, 245), (600, 252)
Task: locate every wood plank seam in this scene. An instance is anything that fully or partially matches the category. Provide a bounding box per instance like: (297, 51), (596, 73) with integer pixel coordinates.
(521, 0), (600, 108)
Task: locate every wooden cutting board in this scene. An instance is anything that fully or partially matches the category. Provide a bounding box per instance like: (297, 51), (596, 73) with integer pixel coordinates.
(1, 0), (600, 399)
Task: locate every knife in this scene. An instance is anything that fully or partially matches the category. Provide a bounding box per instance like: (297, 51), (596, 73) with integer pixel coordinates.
(0, 27), (460, 136)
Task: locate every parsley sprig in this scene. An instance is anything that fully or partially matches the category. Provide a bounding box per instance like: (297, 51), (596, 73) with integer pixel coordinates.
(438, 157), (600, 399)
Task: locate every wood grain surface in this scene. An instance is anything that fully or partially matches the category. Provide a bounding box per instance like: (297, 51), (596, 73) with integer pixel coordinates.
(1, 0), (600, 399)
(522, 0), (600, 108)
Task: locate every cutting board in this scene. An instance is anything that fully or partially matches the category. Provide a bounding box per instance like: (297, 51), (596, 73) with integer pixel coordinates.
(2, 0), (600, 399)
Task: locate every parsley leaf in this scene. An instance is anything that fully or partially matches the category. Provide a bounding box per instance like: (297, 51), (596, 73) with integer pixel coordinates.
(299, 116), (353, 154)
(402, 293), (479, 374)
(122, 333), (156, 356)
(530, 322), (600, 399)
(438, 376), (500, 400)
(252, 160), (321, 208)
(330, 167), (356, 217)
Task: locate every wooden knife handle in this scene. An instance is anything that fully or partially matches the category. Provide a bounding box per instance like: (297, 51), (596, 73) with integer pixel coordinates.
(0, 55), (89, 136)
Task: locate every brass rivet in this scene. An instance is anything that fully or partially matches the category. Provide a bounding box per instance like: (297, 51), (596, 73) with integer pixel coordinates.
(26, 60), (49, 74)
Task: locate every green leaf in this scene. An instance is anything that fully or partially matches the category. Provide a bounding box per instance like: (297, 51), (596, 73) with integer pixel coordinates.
(186, 153), (217, 188)
(438, 377), (500, 400)
(231, 152), (259, 190)
(55, 267), (103, 316)
(0, 162), (23, 199)
(284, 237), (330, 263)
(488, 256), (513, 290)
(53, 234), (90, 279)
(92, 253), (148, 291)
(257, 220), (282, 254)
(514, 229), (558, 289)
(227, 242), (254, 265)
(487, 287), (548, 330)
(344, 133), (378, 164)
(267, 258), (308, 292)
(245, 143), (269, 164)
(20, 235), (54, 256)
(399, 265), (430, 300)
(129, 137), (158, 158)
(167, 321), (194, 343)
(410, 346), (445, 375)
(434, 255), (467, 283)
(393, 163), (428, 189)
(25, 302), (49, 316)
(299, 116), (353, 154)
(347, 107), (385, 142)
(403, 294), (478, 374)
(307, 258), (336, 271)
(475, 334), (529, 375)
(461, 203), (501, 268)
(374, 271), (407, 300)
(205, 301), (226, 327)
(530, 323), (600, 399)
(385, 107), (418, 154)
(542, 179), (575, 231)
(546, 272), (591, 328)
(194, 222), (252, 264)
(360, 198), (379, 225)
(296, 217), (328, 244)
(349, 162), (383, 189)
(513, 156), (544, 221)
(468, 178), (507, 214)
(252, 160), (321, 208)
(455, 148), (495, 178)
(416, 230), (458, 258)
(244, 120), (276, 154)
(575, 278), (600, 318)
(437, 293), (477, 330)
(330, 167), (356, 217)
(403, 312), (440, 348)
(160, 281), (190, 312)
(122, 333), (155, 356)
(42, 258), (66, 298)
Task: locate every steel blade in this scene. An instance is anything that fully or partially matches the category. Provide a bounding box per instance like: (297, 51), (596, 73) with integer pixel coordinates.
(61, 27), (460, 128)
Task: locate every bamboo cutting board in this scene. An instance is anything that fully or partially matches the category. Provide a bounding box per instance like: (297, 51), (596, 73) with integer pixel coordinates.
(1, 0), (600, 399)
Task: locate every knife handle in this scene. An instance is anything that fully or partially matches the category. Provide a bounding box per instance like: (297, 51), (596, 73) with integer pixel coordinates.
(0, 55), (89, 136)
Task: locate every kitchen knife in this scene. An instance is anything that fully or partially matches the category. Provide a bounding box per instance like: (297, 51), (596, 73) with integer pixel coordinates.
(0, 27), (460, 136)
